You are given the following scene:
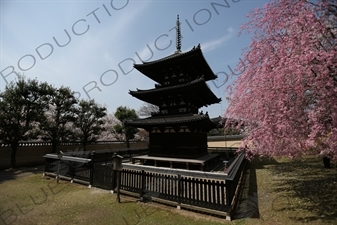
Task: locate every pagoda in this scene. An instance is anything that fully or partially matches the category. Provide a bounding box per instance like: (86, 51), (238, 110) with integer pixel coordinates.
(126, 16), (221, 171)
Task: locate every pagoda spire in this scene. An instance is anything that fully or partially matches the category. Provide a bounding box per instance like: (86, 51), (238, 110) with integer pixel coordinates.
(175, 15), (181, 53)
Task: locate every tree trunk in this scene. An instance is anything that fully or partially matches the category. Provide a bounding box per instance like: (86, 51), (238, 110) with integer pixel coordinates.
(323, 156), (331, 168)
(126, 137), (130, 149)
(51, 140), (58, 153)
(82, 140), (87, 151)
(11, 143), (18, 168)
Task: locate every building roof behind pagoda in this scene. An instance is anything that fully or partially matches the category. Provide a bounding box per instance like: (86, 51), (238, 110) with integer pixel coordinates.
(133, 45), (217, 83)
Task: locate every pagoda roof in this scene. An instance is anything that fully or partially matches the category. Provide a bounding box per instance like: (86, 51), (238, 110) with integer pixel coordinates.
(134, 45), (217, 83)
(129, 76), (221, 108)
(125, 113), (217, 130)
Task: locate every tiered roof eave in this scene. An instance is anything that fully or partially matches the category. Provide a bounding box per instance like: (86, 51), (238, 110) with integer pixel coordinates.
(128, 76), (221, 108)
(133, 45), (218, 83)
(125, 113), (217, 131)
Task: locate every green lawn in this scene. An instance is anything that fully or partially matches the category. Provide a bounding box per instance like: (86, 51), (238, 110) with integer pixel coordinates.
(1, 157), (336, 225)
(0, 171), (225, 225)
(236, 156), (337, 225)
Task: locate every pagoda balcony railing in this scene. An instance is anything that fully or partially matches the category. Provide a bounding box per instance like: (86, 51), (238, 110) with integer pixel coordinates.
(151, 110), (195, 117)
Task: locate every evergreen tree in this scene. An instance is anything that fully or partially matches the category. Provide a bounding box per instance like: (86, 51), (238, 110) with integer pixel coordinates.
(0, 76), (50, 167)
(72, 99), (107, 151)
(114, 106), (139, 148)
(38, 86), (78, 153)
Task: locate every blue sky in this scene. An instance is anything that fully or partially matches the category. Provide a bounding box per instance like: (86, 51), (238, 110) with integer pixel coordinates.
(0, 0), (270, 118)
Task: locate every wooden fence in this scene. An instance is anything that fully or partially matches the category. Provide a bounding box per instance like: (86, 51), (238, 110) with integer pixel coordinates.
(43, 148), (246, 220)
(44, 148), (150, 185)
(118, 151), (246, 219)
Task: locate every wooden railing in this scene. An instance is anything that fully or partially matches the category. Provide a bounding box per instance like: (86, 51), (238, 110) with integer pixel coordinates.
(119, 151), (246, 219)
(43, 149), (246, 220)
(44, 154), (92, 185)
(43, 148), (149, 185)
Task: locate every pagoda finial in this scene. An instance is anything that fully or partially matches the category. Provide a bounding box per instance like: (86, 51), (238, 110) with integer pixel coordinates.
(175, 15), (181, 53)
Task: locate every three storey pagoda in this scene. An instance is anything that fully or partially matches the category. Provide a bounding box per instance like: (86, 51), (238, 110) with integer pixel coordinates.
(126, 16), (221, 171)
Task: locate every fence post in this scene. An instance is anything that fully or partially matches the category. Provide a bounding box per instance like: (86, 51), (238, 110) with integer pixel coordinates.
(177, 174), (182, 210)
(226, 180), (232, 214)
(140, 170), (146, 201)
(112, 153), (123, 203)
(71, 164), (75, 183)
(112, 170), (116, 192)
(43, 158), (49, 176)
(89, 151), (95, 188)
(128, 149), (132, 160)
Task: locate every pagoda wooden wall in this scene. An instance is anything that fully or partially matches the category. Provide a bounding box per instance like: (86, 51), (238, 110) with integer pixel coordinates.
(148, 132), (207, 158)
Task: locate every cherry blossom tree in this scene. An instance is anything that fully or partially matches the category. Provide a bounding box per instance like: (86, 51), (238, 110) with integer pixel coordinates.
(97, 113), (119, 141)
(225, 0), (337, 160)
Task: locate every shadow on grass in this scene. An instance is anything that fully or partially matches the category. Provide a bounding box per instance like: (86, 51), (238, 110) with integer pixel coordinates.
(120, 199), (139, 204)
(234, 159), (261, 219)
(234, 156), (279, 220)
(0, 165), (44, 184)
(270, 157), (337, 223)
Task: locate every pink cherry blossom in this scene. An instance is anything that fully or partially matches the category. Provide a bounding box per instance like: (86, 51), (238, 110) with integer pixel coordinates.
(225, 0), (337, 160)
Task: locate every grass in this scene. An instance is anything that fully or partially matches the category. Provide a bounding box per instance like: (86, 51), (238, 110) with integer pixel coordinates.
(0, 172), (225, 225)
(235, 156), (337, 225)
(1, 157), (336, 225)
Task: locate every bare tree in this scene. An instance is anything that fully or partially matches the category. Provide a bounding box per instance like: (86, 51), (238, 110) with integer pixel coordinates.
(137, 103), (159, 117)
